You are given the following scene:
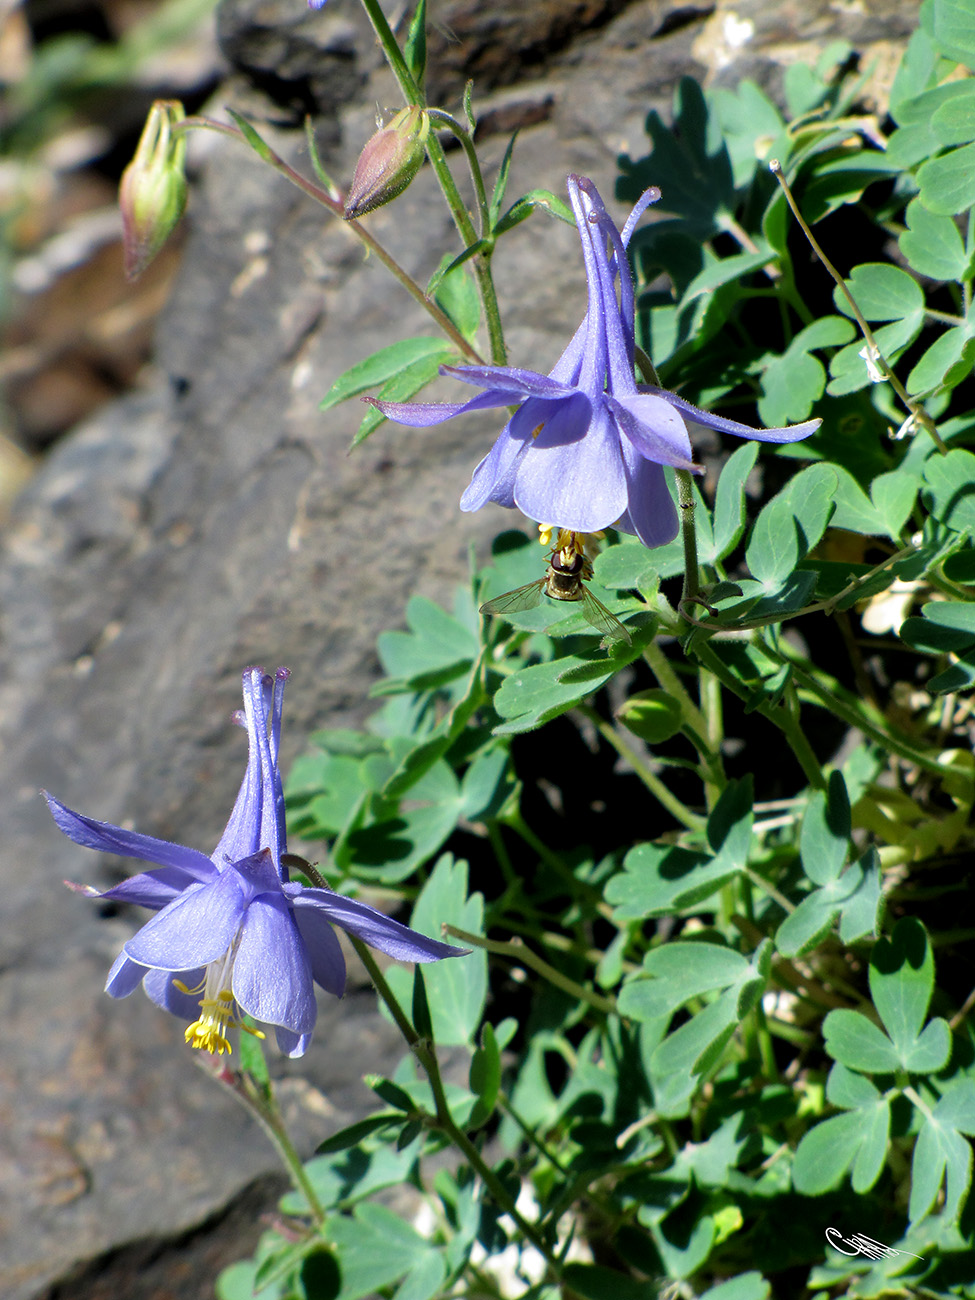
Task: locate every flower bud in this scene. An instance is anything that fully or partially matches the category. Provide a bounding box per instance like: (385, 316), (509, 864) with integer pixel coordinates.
(119, 100), (188, 281)
(344, 106), (429, 220)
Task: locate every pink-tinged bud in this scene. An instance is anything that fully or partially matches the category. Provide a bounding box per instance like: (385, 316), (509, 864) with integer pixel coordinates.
(344, 106), (429, 220)
(119, 100), (187, 281)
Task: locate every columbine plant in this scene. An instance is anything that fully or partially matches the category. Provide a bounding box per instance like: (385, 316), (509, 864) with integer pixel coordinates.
(370, 174), (821, 548)
(52, 0), (975, 1293)
(46, 667), (464, 1057)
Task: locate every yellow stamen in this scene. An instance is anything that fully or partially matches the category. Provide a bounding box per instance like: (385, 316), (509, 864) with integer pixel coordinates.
(538, 523), (555, 547)
(185, 989), (236, 1055)
(175, 941), (266, 1055)
(531, 423), (544, 440)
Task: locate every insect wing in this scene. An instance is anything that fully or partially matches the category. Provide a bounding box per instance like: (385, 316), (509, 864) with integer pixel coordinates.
(480, 578), (546, 618)
(581, 588), (632, 646)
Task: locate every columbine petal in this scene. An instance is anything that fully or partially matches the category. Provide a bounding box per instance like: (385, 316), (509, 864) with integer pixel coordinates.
(233, 894), (316, 1033)
(143, 965), (206, 1018)
(514, 400), (627, 532)
(275, 1027), (312, 1058)
(124, 870), (245, 969)
(44, 792), (215, 880)
(616, 450), (679, 549)
(105, 950), (149, 998)
(440, 365), (578, 400)
(295, 888), (467, 963)
(459, 424), (526, 512)
(646, 388), (821, 443)
(293, 906), (347, 997)
(98, 868), (207, 909)
(368, 386), (520, 427)
(608, 393), (699, 470)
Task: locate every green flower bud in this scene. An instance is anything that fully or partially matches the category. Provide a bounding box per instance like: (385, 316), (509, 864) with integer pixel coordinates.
(119, 100), (188, 281)
(344, 106), (429, 220)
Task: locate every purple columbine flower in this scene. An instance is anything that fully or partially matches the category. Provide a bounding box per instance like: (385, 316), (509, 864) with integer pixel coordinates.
(45, 667), (465, 1058)
(368, 174), (820, 549)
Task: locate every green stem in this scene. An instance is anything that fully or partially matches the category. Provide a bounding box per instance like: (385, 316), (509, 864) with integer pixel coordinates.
(770, 160), (948, 455)
(426, 109), (491, 235)
(576, 705), (706, 832)
(210, 1061), (329, 1228)
(357, 0), (507, 365)
(256, 1100), (330, 1226)
(348, 937), (560, 1273)
(689, 640), (825, 789)
(180, 116), (482, 363)
(773, 649), (948, 778)
(444, 925), (617, 1016)
(674, 469), (701, 610)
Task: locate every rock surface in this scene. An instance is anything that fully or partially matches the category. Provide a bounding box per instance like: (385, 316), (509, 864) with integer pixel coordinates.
(0, 1), (918, 1296)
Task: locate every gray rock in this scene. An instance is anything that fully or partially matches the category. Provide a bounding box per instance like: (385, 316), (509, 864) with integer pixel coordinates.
(0, 0), (917, 1295)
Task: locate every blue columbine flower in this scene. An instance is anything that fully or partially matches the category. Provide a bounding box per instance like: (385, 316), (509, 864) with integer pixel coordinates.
(369, 174), (820, 549)
(45, 667), (465, 1058)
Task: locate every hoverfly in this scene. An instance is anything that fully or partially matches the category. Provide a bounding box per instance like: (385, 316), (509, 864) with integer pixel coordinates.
(480, 529), (632, 646)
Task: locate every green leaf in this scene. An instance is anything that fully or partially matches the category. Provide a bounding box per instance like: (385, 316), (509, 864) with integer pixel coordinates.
(775, 862), (863, 958)
(492, 627), (655, 735)
(622, 942), (756, 1020)
(908, 327), (975, 396)
(838, 848), (884, 944)
(411, 966), (433, 1040)
(793, 1073), (891, 1197)
(932, 83), (975, 145)
(487, 134), (517, 226)
(377, 595), (477, 685)
(316, 1113), (403, 1154)
(403, 0), (426, 82)
(871, 470), (920, 540)
(708, 441), (759, 562)
(800, 771), (851, 886)
(827, 316), (926, 395)
(468, 1022), (501, 1127)
(683, 248), (776, 301)
(801, 152), (901, 224)
(432, 259), (480, 342)
(899, 197), (973, 280)
(561, 1263), (658, 1300)
(745, 464), (836, 588)
(607, 844), (736, 919)
(923, 447), (975, 533)
(494, 188), (574, 235)
(699, 1273), (770, 1300)
(823, 1007), (900, 1073)
(639, 942), (770, 1079)
(392, 1252), (446, 1300)
(869, 917), (936, 1059)
(909, 1084), (975, 1222)
(351, 350), (456, 448)
(319, 337), (452, 411)
(834, 263), (925, 323)
(706, 776), (754, 871)
(918, 141), (975, 214)
(327, 1203), (436, 1300)
(383, 854), (486, 1046)
(225, 107), (276, 164)
(759, 317), (854, 427)
(890, 22), (941, 115)
(933, 0), (975, 67)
